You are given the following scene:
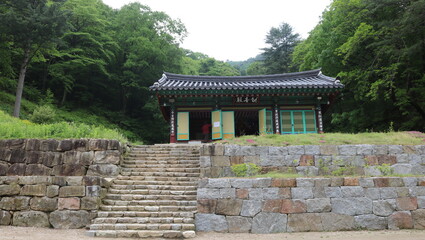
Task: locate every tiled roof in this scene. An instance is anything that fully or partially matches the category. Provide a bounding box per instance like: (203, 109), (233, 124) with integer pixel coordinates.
(150, 69), (344, 92)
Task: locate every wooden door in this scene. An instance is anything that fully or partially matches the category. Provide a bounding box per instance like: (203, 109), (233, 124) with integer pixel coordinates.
(177, 112), (189, 140)
(222, 111), (235, 139)
(211, 110), (222, 140)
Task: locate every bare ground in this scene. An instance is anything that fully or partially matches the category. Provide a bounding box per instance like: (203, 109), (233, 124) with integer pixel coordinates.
(1, 226), (425, 240)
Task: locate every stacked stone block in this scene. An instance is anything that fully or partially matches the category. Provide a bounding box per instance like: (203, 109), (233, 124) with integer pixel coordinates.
(196, 177), (425, 233)
(200, 144), (425, 178)
(0, 139), (122, 177)
(0, 176), (109, 228)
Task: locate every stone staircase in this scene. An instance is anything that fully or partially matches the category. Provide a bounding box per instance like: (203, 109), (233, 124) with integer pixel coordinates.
(89, 145), (201, 238)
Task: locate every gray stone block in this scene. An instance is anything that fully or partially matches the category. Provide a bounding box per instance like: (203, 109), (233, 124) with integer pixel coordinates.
(288, 146), (304, 155)
(230, 179), (253, 188)
(240, 146), (256, 156)
(199, 156), (211, 168)
(226, 216), (252, 233)
(338, 145), (357, 155)
(263, 188), (279, 200)
(320, 145), (338, 155)
(224, 145), (240, 156)
(373, 200), (396, 217)
(380, 187), (397, 199)
(374, 145), (389, 155)
(219, 188), (236, 198)
(0, 210), (11, 225)
(248, 188), (264, 200)
(287, 213), (323, 232)
(207, 178), (231, 188)
(415, 145), (425, 154)
(389, 145), (403, 154)
(13, 211), (50, 227)
(252, 212), (287, 233)
(325, 187), (342, 198)
(359, 178), (374, 187)
(355, 214), (388, 230)
(341, 186), (364, 197)
(304, 145), (320, 155)
(285, 155), (301, 166)
(331, 197), (373, 215)
(240, 200), (262, 217)
(195, 213), (228, 232)
(269, 146), (288, 155)
(252, 178), (271, 188)
(291, 187), (314, 199)
(296, 178), (315, 187)
(49, 210), (90, 229)
(86, 164), (119, 177)
(314, 178), (331, 187)
(321, 213), (355, 231)
(357, 145), (374, 155)
(306, 198), (331, 213)
(197, 188), (220, 199)
(365, 188), (381, 200)
(30, 197), (57, 211)
(418, 196), (425, 209)
(392, 164), (413, 175)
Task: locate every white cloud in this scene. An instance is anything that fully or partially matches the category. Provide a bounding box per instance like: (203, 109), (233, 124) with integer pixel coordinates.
(102, 0), (332, 61)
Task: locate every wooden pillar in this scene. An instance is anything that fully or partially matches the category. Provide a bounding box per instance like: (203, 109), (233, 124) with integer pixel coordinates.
(316, 104), (324, 133)
(169, 105), (176, 143)
(274, 104), (280, 134)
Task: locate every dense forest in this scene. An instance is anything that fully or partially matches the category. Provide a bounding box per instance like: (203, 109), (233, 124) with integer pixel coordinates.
(0, 0), (424, 143)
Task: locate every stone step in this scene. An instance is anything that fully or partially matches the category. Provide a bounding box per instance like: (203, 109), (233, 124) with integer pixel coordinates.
(93, 217), (194, 224)
(90, 223), (195, 231)
(102, 199), (196, 206)
(96, 211), (194, 218)
(105, 194), (196, 201)
(123, 158), (200, 162)
(120, 172), (200, 178)
(91, 229), (195, 238)
(111, 181), (197, 189)
(115, 175), (199, 181)
(110, 184), (197, 191)
(121, 163), (200, 169)
(99, 205), (197, 212)
(121, 167), (200, 173)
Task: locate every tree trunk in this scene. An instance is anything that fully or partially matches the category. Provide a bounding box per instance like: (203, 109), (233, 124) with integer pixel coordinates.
(13, 48), (31, 118)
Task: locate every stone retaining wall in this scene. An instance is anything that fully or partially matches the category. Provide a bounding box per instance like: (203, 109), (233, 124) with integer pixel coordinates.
(0, 176), (109, 228)
(199, 144), (425, 178)
(196, 176), (425, 233)
(0, 139), (123, 177)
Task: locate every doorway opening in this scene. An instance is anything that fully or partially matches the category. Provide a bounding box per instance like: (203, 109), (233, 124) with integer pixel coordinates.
(234, 111), (259, 136)
(189, 111), (211, 140)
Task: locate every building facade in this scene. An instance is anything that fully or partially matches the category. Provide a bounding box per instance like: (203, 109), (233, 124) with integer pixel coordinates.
(150, 69), (344, 143)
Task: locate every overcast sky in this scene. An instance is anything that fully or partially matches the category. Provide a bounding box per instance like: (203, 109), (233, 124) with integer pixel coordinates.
(102, 0), (332, 61)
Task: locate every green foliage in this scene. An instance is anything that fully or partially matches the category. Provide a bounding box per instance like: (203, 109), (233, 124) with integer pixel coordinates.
(262, 22), (301, 74)
(30, 105), (56, 124)
(219, 132), (425, 146)
(231, 163), (261, 177)
(292, 0), (425, 133)
(375, 164), (395, 176)
(0, 110), (127, 142)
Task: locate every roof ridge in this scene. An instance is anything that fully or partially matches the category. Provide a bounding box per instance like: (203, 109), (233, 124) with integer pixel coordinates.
(163, 69), (322, 82)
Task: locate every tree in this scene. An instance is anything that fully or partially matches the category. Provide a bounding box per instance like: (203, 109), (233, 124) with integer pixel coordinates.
(292, 0), (425, 132)
(0, 0), (69, 117)
(261, 22), (301, 74)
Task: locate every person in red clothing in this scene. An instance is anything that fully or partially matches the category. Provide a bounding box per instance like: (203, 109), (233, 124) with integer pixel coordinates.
(201, 121), (212, 143)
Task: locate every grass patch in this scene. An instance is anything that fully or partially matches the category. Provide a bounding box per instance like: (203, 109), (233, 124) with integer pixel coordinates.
(219, 132), (425, 146)
(0, 110), (127, 142)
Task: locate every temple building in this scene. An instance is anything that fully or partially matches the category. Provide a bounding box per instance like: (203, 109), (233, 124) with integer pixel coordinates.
(150, 69), (344, 143)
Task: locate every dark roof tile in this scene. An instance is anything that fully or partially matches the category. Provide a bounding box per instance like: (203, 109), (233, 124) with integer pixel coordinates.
(150, 69), (344, 91)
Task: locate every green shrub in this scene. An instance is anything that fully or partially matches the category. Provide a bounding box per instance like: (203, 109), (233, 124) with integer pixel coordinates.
(376, 164), (394, 176)
(231, 163), (261, 177)
(30, 105), (56, 124)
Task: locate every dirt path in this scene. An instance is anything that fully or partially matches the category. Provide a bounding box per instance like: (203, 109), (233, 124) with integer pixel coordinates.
(1, 226), (425, 240)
